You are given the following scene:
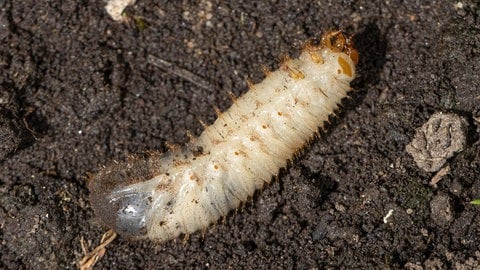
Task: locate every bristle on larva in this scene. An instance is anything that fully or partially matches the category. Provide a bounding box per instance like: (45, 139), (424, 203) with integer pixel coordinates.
(88, 31), (358, 241)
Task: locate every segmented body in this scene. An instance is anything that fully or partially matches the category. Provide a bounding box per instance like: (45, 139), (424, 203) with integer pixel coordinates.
(89, 31), (358, 241)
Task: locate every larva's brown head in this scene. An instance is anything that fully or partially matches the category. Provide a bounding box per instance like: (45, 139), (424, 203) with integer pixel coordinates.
(321, 31), (359, 65)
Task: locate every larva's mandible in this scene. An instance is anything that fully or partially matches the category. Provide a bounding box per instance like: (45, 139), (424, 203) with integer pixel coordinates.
(89, 31), (358, 241)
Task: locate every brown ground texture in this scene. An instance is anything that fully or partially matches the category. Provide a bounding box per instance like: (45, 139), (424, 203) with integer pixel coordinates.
(1, 0), (480, 269)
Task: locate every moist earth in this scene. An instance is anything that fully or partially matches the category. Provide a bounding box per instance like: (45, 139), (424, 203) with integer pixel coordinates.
(1, 1), (480, 269)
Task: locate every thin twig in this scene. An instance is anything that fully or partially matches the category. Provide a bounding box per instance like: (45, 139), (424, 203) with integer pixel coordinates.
(430, 165), (450, 187)
(78, 230), (117, 270)
(147, 55), (214, 92)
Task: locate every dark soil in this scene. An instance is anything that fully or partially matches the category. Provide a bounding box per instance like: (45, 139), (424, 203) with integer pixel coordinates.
(1, 1), (480, 269)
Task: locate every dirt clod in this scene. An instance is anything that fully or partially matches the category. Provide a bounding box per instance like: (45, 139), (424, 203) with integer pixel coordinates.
(406, 112), (467, 172)
(430, 193), (453, 228)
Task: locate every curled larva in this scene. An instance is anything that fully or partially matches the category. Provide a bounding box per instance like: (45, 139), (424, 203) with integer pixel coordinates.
(89, 31), (358, 241)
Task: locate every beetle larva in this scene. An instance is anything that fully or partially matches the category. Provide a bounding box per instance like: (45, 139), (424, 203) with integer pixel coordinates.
(88, 31), (358, 241)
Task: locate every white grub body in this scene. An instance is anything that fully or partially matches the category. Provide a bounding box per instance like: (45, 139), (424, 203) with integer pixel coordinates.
(89, 31), (358, 241)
